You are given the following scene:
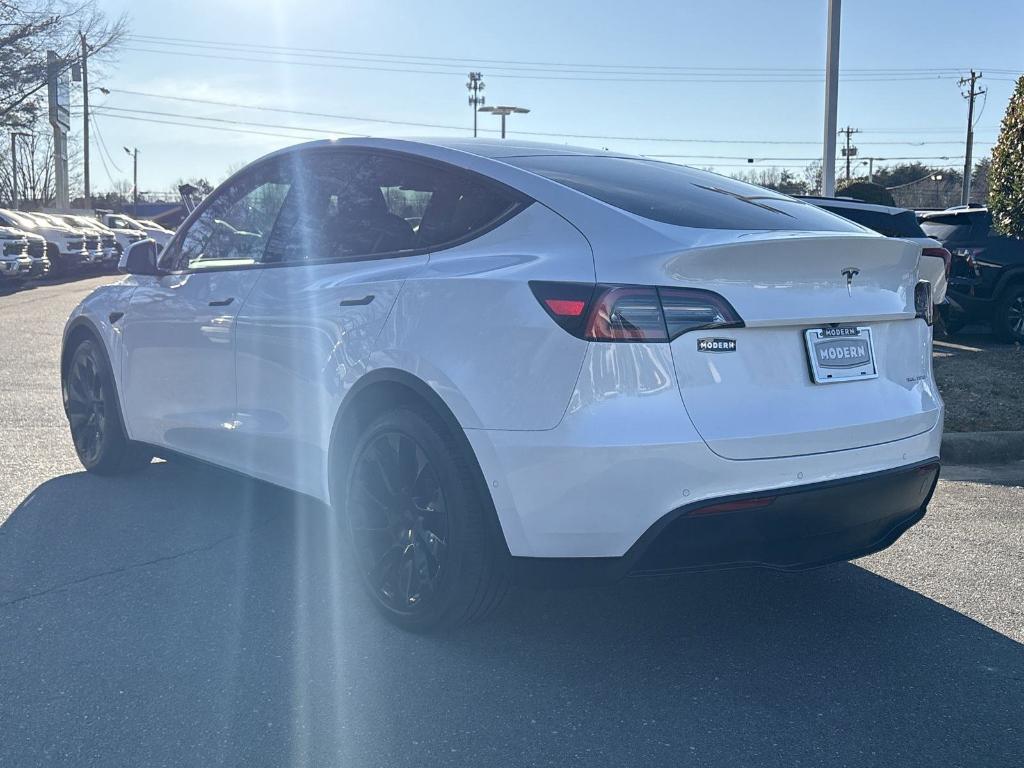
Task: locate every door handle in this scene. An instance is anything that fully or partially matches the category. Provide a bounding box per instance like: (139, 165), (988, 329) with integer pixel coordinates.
(208, 297), (235, 307)
(339, 295), (375, 307)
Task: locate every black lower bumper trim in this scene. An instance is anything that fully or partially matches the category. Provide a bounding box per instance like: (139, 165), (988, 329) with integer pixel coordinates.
(513, 459), (941, 587)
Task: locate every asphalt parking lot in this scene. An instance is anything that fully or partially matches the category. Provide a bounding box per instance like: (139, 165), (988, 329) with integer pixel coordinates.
(1, 276), (1022, 767)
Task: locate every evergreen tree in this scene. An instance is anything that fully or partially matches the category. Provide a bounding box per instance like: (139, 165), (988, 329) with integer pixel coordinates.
(989, 75), (1024, 237)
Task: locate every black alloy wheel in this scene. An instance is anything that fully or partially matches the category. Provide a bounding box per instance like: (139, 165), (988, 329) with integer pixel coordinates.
(66, 343), (108, 466)
(342, 407), (510, 631)
(348, 431), (449, 614)
(65, 339), (152, 474)
(994, 284), (1024, 343)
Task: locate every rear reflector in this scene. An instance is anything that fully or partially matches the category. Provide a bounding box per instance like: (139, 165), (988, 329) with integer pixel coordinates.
(530, 281), (743, 342)
(689, 496), (776, 517)
(545, 299), (586, 317)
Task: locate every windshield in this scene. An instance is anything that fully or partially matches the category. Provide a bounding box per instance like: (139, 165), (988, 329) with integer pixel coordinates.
(506, 155), (863, 232)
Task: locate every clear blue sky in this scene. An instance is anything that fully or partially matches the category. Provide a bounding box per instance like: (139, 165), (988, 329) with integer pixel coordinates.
(85, 0), (1023, 195)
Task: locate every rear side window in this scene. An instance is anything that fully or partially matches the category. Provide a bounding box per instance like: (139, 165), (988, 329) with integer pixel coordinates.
(819, 206), (925, 238)
(267, 150), (530, 263)
(506, 155), (862, 232)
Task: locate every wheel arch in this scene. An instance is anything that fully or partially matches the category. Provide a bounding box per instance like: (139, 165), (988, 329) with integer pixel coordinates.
(994, 266), (1024, 299)
(326, 368), (497, 527)
(61, 317), (128, 429)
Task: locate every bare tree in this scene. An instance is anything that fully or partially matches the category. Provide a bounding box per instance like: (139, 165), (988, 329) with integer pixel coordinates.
(0, 1), (128, 127)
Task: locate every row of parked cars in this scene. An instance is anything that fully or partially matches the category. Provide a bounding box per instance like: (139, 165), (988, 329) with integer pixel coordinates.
(0, 209), (174, 288)
(799, 197), (1023, 343)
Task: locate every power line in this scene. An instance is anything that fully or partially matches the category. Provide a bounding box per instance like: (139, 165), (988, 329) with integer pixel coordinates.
(127, 34), (1022, 77)
(98, 88), (997, 147)
(117, 45), (984, 85)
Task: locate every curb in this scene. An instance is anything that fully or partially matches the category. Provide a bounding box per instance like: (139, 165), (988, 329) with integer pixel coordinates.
(941, 431), (1024, 465)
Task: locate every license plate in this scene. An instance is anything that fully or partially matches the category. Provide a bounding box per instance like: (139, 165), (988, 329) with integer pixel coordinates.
(804, 326), (877, 384)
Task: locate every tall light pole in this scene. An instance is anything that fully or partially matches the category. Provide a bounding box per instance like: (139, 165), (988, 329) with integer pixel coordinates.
(466, 72), (485, 137)
(124, 146), (138, 214)
(932, 173), (944, 208)
(821, 0), (842, 196)
(9, 131), (30, 209)
(478, 106), (530, 139)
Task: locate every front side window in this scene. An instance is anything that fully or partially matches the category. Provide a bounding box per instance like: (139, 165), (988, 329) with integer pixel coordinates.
(265, 150), (529, 264)
(164, 163), (291, 271)
(507, 154), (863, 232)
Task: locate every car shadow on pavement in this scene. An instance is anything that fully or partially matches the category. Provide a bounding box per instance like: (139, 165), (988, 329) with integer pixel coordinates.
(1, 460), (1021, 767)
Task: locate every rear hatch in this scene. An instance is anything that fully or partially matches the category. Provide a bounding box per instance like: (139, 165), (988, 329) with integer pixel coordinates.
(663, 231), (940, 460)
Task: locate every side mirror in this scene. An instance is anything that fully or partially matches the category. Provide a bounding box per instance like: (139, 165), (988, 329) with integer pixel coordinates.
(119, 238), (160, 275)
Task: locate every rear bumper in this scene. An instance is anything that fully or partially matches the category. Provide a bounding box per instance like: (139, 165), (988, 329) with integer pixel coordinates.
(514, 460), (939, 585)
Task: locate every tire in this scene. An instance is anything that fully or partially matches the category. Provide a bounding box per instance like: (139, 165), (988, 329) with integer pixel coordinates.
(342, 407), (510, 632)
(46, 244), (67, 279)
(993, 284), (1024, 343)
(65, 338), (153, 475)
(937, 307), (966, 337)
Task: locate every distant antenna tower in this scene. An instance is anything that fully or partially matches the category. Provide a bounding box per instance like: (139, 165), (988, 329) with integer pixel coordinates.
(466, 72), (485, 137)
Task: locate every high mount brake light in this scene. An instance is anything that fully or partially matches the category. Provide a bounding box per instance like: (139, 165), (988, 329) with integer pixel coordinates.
(530, 281), (744, 342)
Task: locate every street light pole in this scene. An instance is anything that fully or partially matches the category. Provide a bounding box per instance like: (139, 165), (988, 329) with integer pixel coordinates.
(124, 146), (138, 214)
(477, 106), (530, 139)
(821, 0), (842, 196)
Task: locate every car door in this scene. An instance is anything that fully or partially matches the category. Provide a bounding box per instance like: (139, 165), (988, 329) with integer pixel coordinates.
(120, 161), (291, 467)
(233, 149), (440, 497)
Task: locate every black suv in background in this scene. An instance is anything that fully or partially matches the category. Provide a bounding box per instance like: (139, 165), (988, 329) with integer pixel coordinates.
(919, 206), (1024, 342)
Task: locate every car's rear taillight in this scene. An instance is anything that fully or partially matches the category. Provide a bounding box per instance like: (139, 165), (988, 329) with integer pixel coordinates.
(530, 281), (743, 342)
(922, 246), (952, 277)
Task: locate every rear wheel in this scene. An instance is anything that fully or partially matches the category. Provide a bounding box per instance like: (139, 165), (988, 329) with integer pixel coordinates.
(993, 284), (1024, 343)
(342, 407), (509, 631)
(65, 338), (152, 474)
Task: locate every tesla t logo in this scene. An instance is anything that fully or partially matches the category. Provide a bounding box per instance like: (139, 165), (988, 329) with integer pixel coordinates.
(841, 267), (860, 296)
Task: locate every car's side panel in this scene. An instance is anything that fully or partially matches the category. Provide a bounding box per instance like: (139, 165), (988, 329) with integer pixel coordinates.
(233, 255), (428, 498)
(373, 202), (594, 432)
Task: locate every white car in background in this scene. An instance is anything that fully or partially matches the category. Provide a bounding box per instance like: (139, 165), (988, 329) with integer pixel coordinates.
(102, 213), (172, 250)
(0, 209), (88, 275)
(61, 138), (942, 631)
(56, 214), (121, 267)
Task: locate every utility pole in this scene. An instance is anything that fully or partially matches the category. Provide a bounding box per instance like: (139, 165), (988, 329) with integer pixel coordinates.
(840, 125), (860, 182)
(9, 133), (16, 208)
(124, 146), (138, 214)
(80, 32), (91, 210)
(959, 70), (985, 206)
(821, 0), (841, 196)
(466, 72), (485, 137)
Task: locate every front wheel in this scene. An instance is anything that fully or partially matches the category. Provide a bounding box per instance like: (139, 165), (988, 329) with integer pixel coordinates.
(65, 339), (152, 474)
(342, 407), (510, 631)
(993, 284), (1024, 343)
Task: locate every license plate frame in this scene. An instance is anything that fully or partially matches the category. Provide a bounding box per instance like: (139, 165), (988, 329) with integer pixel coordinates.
(804, 326), (878, 384)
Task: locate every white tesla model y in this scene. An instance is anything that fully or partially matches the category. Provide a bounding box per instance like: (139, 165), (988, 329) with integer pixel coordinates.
(62, 139), (942, 629)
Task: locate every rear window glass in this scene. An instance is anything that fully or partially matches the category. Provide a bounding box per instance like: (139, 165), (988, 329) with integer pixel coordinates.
(506, 155), (863, 232)
(920, 212), (990, 242)
(819, 206), (925, 238)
